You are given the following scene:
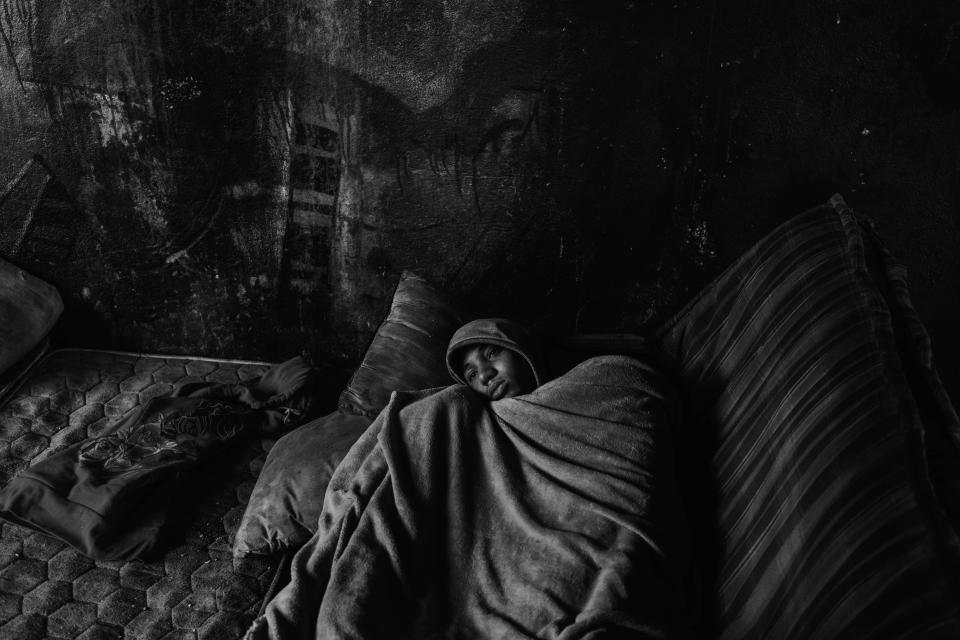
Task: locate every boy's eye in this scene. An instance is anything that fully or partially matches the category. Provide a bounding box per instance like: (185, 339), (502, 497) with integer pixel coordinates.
(485, 346), (500, 358)
(466, 370), (476, 382)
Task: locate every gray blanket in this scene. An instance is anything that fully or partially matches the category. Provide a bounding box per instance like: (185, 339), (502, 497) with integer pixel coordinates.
(246, 355), (692, 639)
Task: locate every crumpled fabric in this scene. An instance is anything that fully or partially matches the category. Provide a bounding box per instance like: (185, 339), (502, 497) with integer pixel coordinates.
(0, 354), (332, 560)
(246, 354), (695, 639)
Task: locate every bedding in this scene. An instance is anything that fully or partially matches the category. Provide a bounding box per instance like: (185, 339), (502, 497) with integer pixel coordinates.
(233, 410), (372, 557)
(0, 354), (323, 561)
(0, 349), (288, 639)
(244, 193), (960, 639)
(237, 303), (658, 566)
(246, 354), (694, 639)
(236, 272), (468, 559)
(0, 256), (61, 382)
(339, 271), (467, 419)
(656, 194), (960, 637)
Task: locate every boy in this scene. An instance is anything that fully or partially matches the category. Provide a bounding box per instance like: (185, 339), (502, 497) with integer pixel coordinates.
(445, 318), (543, 400)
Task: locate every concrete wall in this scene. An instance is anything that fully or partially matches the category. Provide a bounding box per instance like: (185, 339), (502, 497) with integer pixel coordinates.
(0, 0), (957, 404)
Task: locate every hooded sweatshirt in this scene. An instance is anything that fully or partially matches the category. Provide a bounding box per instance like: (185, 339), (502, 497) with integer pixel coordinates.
(445, 318), (545, 389)
(446, 318), (658, 390)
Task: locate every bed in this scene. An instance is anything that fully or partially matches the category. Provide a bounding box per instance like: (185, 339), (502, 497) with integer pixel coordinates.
(0, 194), (959, 639)
(0, 349), (283, 639)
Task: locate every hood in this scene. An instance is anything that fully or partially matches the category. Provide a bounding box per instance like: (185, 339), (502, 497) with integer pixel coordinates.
(445, 318), (544, 388)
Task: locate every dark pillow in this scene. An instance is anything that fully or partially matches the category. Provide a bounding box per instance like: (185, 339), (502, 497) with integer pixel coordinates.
(0, 256), (61, 377)
(656, 194), (960, 637)
(235, 272), (464, 556)
(233, 410), (372, 556)
(338, 271), (467, 418)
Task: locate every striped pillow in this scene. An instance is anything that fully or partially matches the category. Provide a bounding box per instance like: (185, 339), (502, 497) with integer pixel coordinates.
(657, 195), (960, 638)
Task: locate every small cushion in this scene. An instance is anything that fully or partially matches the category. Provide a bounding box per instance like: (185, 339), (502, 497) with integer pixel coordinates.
(338, 271), (467, 418)
(233, 410), (372, 556)
(656, 195), (960, 637)
(0, 256), (61, 376)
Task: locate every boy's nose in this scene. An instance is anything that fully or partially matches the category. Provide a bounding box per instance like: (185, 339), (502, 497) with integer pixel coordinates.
(479, 367), (496, 384)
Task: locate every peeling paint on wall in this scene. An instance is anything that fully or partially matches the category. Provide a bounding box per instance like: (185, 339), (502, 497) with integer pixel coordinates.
(89, 92), (146, 147)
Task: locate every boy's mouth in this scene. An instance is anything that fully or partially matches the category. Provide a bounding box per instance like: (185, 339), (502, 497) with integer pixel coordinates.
(488, 379), (508, 400)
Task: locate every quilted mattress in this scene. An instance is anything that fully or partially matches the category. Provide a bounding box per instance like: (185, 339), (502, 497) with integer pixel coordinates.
(0, 349), (280, 640)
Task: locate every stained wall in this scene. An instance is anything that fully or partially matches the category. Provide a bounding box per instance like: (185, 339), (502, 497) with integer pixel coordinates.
(0, 0), (956, 404)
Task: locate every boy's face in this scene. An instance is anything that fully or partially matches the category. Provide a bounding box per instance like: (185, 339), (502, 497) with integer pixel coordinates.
(460, 343), (536, 400)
